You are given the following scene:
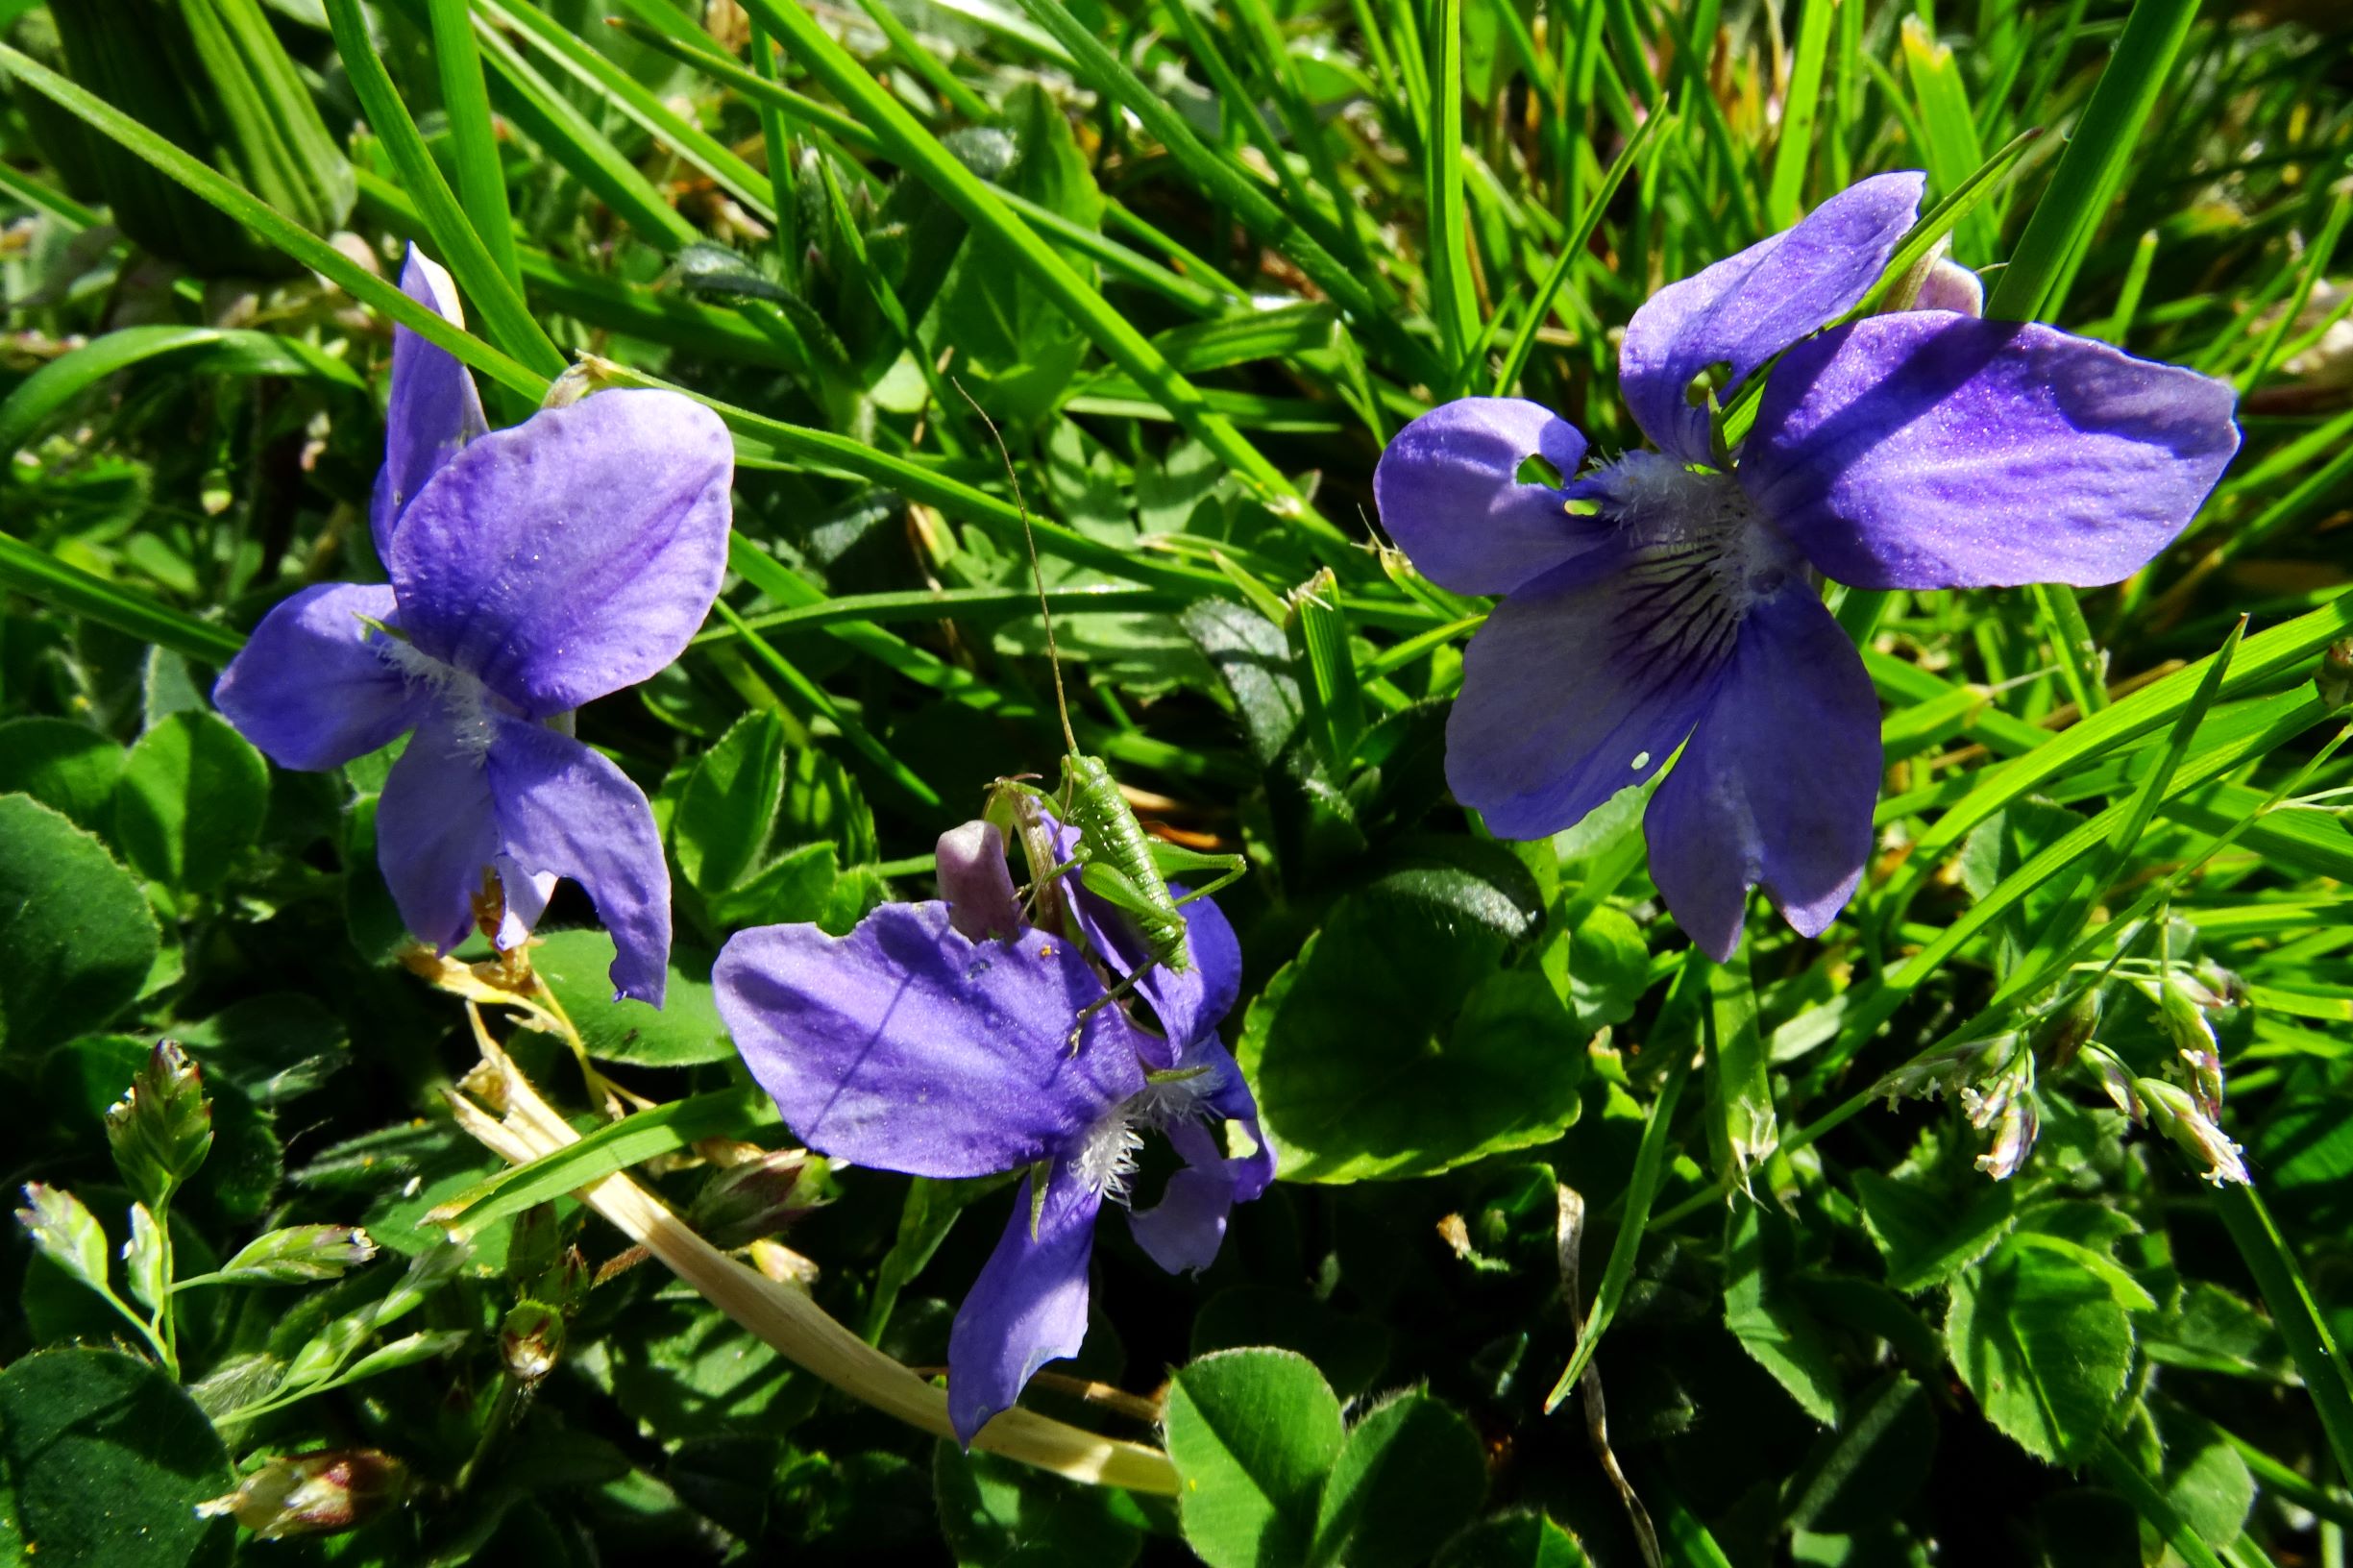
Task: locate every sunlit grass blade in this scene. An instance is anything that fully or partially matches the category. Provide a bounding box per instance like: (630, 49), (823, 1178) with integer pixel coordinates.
(734, 0), (1342, 550)
(605, 17), (1237, 321)
(324, 0), (566, 381)
(444, 2), (698, 249)
(2235, 184), (2350, 394)
(695, 585), (1174, 643)
(478, 0), (776, 224)
(0, 534), (246, 666)
(1491, 105), (1662, 397)
(432, 1089), (775, 1232)
(594, 361), (1229, 597)
(1884, 587), (2353, 908)
(1765, 0), (1833, 228)
(0, 327), (363, 457)
(2012, 617), (2240, 977)
(1004, 0), (1446, 390)
(1844, 684), (2331, 1061)
(425, 0), (520, 295)
(1543, 974), (1698, 1413)
(1983, 0), (2201, 324)
(713, 600), (944, 812)
(846, 0), (990, 121)
(1425, 0), (1477, 384)
(0, 40), (547, 402)
(2214, 1183), (2353, 1485)
(2029, 579), (2109, 716)
(1900, 16), (1996, 259)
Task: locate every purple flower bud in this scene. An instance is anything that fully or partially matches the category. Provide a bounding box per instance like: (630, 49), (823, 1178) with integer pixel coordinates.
(1912, 257), (1985, 317)
(936, 820), (1023, 943)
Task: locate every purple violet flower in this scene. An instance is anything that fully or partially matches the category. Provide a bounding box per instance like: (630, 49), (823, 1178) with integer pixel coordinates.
(213, 248), (734, 1003)
(1374, 172), (2241, 959)
(713, 817), (1271, 1443)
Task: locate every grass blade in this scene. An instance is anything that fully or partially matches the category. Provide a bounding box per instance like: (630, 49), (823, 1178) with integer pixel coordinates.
(325, 0), (567, 380)
(0, 326), (363, 456)
(2215, 1185), (2353, 1485)
(1983, 0), (2202, 324)
(0, 534), (246, 666)
(425, 0), (521, 294)
(1492, 105), (1661, 397)
(0, 40), (548, 401)
(1766, 0), (1833, 228)
(735, 0), (1342, 549)
(1006, 0), (1445, 390)
(1543, 977), (1697, 1413)
(1425, 0), (1478, 383)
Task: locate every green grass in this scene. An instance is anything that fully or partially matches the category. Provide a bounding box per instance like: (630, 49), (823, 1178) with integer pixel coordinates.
(1, 0), (2351, 1562)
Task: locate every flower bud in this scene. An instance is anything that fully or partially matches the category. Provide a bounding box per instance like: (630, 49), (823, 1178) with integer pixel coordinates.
(1973, 1092), (2040, 1182)
(2030, 988), (2101, 1071)
(1913, 257), (1985, 317)
(213, 1225), (378, 1285)
(105, 1040), (213, 1210)
(937, 820), (1022, 942)
(2317, 638), (2353, 712)
(2083, 1047), (2144, 1123)
(196, 1449), (408, 1538)
(14, 1183), (108, 1291)
(688, 1143), (838, 1251)
(2141, 1078), (2250, 1187)
(500, 1300), (565, 1383)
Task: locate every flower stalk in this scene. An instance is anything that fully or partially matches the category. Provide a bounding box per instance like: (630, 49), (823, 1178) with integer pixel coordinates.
(441, 1037), (1178, 1495)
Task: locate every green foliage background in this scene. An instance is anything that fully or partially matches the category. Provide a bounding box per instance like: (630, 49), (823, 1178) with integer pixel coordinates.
(1, 0), (2351, 1562)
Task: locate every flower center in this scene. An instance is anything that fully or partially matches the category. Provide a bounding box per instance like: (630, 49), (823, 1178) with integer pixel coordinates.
(375, 636), (501, 762)
(1069, 1111), (1144, 1203)
(1586, 452), (1805, 686)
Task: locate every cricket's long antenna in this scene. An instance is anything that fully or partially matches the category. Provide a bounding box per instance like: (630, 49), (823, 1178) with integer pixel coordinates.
(955, 378), (1077, 756)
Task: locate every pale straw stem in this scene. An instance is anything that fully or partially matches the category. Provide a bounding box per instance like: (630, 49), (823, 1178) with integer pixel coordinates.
(442, 1041), (1177, 1495)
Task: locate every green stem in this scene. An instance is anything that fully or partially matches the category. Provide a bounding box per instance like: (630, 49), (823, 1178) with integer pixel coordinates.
(2215, 1184), (2353, 1484)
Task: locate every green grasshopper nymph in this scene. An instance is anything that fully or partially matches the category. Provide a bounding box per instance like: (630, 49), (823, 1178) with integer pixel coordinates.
(957, 387), (1246, 1041)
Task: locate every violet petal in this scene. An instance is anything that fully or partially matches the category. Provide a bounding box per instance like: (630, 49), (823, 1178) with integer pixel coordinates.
(374, 711), (500, 955)
(211, 582), (426, 772)
(388, 389), (733, 718)
(1742, 312), (2241, 588)
(946, 1165), (1102, 1444)
(371, 248), (487, 560)
(1620, 173), (1924, 464)
(1644, 587), (1881, 960)
(712, 903), (1150, 1181)
(1180, 1036), (1277, 1204)
(1127, 1121), (1241, 1277)
(1443, 544), (1733, 840)
(484, 716), (673, 1006)
(1373, 398), (1602, 595)
(492, 853), (558, 954)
